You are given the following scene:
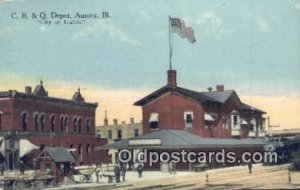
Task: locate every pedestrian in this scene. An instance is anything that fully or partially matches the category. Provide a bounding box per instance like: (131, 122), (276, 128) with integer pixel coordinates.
(114, 164), (121, 183)
(137, 163), (143, 178)
(0, 162), (5, 175)
(248, 162), (252, 174)
(19, 160), (25, 175)
(169, 161), (173, 174)
(121, 163), (127, 181)
(95, 165), (102, 183)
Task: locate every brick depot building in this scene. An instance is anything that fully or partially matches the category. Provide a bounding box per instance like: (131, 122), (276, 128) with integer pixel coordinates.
(0, 82), (106, 169)
(134, 70), (266, 139)
(101, 70), (267, 170)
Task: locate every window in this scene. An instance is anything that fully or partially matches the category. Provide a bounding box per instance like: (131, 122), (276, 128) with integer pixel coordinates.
(86, 118), (90, 133)
(250, 124), (254, 131)
(108, 130), (112, 139)
(21, 112), (28, 131)
(60, 116), (64, 132)
(78, 144), (82, 162)
(149, 113), (159, 129)
(64, 116), (68, 132)
(50, 115), (55, 132)
(86, 144), (90, 154)
(73, 117), (77, 132)
(117, 129), (122, 139)
(184, 111), (193, 128)
(96, 130), (101, 138)
(134, 129), (139, 137)
(40, 144), (45, 151)
(40, 114), (45, 131)
(34, 113), (39, 131)
(0, 111), (2, 131)
(233, 115), (238, 125)
(78, 118), (82, 133)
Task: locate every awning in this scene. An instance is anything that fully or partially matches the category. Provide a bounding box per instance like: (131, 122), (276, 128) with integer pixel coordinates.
(204, 113), (214, 121)
(0, 137), (4, 156)
(149, 113), (159, 122)
(241, 119), (248, 125)
(20, 139), (39, 157)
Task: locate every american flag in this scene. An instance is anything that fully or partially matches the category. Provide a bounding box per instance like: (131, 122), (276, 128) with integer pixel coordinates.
(170, 17), (196, 43)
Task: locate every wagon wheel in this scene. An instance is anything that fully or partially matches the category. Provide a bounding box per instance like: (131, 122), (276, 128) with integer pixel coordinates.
(4, 180), (13, 190)
(34, 180), (45, 189)
(49, 179), (58, 187)
(13, 181), (26, 190)
(80, 175), (87, 183)
(87, 175), (93, 183)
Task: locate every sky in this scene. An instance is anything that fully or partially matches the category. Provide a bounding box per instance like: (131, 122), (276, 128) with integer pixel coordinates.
(0, 0), (299, 129)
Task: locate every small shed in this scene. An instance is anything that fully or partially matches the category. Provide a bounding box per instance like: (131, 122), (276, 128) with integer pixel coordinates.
(39, 147), (75, 176)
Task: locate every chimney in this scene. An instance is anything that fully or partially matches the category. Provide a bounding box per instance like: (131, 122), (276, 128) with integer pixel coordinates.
(216, 85), (224, 92)
(167, 70), (177, 87)
(208, 87), (213, 92)
(130, 117), (134, 124)
(25, 86), (32, 94)
(104, 110), (108, 126)
(113, 119), (118, 126)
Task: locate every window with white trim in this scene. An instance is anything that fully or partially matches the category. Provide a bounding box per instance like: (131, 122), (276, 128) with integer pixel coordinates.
(21, 112), (28, 131)
(86, 118), (90, 133)
(73, 117), (77, 132)
(40, 114), (46, 131)
(149, 113), (159, 129)
(50, 115), (56, 132)
(34, 113), (39, 131)
(184, 111), (193, 128)
(60, 115), (64, 132)
(78, 118), (82, 133)
(0, 111), (2, 131)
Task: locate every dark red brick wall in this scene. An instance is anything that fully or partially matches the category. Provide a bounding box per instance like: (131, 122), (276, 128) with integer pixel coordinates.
(0, 97), (107, 166)
(141, 91), (263, 139)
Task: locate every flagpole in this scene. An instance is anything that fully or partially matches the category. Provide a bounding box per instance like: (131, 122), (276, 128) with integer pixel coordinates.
(169, 16), (173, 70)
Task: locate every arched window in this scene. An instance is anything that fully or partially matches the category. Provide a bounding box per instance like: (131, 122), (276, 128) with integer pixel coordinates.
(34, 113), (39, 131)
(60, 116), (64, 132)
(78, 118), (82, 133)
(50, 115), (56, 132)
(40, 114), (45, 131)
(64, 116), (68, 132)
(21, 112), (28, 131)
(73, 117), (77, 132)
(86, 118), (91, 133)
(0, 111), (3, 131)
(86, 144), (90, 154)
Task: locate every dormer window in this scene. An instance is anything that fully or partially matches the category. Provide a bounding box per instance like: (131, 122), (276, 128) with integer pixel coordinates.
(184, 111), (193, 128)
(149, 113), (159, 129)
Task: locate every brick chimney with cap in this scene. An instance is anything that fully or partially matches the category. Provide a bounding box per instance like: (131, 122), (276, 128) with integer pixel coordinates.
(216, 85), (224, 92)
(167, 70), (177, 87)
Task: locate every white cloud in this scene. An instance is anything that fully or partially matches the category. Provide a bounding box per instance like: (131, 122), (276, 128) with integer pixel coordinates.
(72, 21), (141, 46)
(39, 26), (49, 32)
(185, 11), (225, 38)
(255, 16), (269, 32)
(295, 2), (300, 10)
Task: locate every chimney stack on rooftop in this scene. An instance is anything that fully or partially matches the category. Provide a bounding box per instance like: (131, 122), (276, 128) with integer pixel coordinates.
(167, 70), (177, 87)
(113, 119), (118, 126)
(130, 117), (134, 124)
(25, 86), (32, 94)
(216, 85), (224, 92)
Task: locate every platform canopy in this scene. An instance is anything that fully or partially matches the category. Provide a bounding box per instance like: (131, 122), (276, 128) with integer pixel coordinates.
(97, 130), (266, 150)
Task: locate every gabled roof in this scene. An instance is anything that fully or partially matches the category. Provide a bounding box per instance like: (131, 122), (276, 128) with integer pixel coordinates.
(239, 103), (266, 114)
(134, 85), (220, 106)
(41, 147), (75, 163)
(99, 130), (266, 150)
(201, 90), (236, 103)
